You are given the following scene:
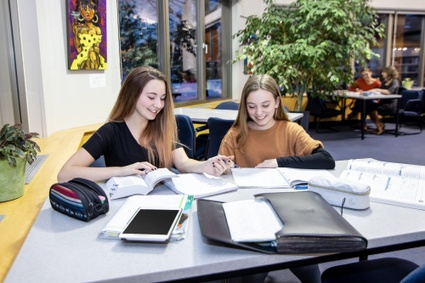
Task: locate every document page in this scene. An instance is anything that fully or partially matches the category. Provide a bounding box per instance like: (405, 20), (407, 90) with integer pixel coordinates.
(222, 198), (284, 242)
(231, 168), (290, 188)
(340, 159), (425, 210)
(163, 173), (237, 198)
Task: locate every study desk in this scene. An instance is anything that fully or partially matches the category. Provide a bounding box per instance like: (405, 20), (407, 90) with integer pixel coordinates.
(6, 161), (425, 283)
(0, 123), (103, 283)
(334, 91), (402, 140)
(174, 107), (304, 123)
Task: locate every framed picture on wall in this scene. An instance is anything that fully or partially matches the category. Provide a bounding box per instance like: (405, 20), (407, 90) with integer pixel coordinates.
(67, 0), (107, 70)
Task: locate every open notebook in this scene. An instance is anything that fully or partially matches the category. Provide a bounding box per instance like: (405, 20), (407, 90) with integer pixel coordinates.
(231, 168), (334, 189)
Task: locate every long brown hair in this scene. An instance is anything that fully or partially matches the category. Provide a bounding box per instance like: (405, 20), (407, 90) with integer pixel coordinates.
(233, 74), (289, 148)
(108, 66), (177, 168)
(382, 66), (399, 81)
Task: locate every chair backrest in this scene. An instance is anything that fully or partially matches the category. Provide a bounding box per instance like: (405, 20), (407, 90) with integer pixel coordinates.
(400, 264), (425, 283)
(215, 101), (239, 110)
(396, 86), (407, 94)
(305, 92), (324, 115)
(175, 114), (196, 159)
(205, 117), (234, 159)
(90, 155), (106, 167)
(400, 89), (423, 110)
(422, 89), (425, 113)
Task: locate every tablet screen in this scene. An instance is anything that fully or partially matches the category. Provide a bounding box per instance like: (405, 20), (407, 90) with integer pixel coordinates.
(120, 208), (182, 242)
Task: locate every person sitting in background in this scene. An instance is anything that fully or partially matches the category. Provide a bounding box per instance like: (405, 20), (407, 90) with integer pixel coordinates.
(58, 66), (233, 183)
(365, 66), (400, 135)
(219, 74), (335, 283)
(347, 67), (382, 119)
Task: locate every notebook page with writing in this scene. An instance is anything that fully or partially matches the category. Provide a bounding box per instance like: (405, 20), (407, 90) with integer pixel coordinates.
(231, 168), (290, 188)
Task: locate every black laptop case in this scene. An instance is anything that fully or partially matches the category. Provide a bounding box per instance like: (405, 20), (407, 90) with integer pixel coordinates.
(197, 191), (367, 254)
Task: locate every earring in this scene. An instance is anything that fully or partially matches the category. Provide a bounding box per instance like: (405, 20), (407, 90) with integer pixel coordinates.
(92, 14), (99, 24)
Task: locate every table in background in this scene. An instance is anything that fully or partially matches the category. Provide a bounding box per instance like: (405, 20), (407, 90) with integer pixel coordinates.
(334, 91), (402, 140)
(174, 107), (304, 123)
(5, 161), (425, 282)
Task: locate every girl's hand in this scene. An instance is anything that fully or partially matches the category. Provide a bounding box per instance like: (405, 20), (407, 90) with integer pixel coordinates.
(203, 155), (235, 176)
(121, 161), (157, 177)
(255, 159), (278, 168)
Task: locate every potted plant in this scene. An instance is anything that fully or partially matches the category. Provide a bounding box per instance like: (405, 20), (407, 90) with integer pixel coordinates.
(232, 0), (384, 112)
(402, 78), (413, 90)
(0, 123), (40, 202)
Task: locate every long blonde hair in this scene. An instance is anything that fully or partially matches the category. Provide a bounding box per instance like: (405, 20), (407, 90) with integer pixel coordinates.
(108, 66), (177, 168)
(233, 74), (289, 148)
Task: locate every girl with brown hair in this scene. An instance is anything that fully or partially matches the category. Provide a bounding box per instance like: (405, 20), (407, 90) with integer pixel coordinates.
(58, 66), (233, 182)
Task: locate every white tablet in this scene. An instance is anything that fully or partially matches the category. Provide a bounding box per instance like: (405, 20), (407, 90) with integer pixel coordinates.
(119, 207), (182, 242)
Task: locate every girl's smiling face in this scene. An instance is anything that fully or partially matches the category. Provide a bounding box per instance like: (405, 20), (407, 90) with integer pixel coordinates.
(246, 89), (279, 130)
(134, 79), (166, 121)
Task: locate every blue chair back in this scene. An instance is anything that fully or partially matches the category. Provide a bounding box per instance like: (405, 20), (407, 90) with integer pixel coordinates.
(175, 114), (196, 159)
(396, 86), (406, 94)
(90, 155), (106, 167)
(215, 101), (239, 110)
(205, 117), (234, 159)
(399, 89), (423, 109)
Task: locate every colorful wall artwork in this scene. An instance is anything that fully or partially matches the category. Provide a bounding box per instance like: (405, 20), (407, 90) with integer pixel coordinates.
(67, 0), (107, 70)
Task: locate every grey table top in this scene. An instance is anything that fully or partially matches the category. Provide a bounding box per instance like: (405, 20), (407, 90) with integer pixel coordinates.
(6, 161), (425, 283)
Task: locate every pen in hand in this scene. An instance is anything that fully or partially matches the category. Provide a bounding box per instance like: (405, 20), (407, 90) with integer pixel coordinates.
(224, 159), (239, 168)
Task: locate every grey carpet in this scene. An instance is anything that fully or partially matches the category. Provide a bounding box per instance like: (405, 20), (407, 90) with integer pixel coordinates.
(308, 122), (425, 166)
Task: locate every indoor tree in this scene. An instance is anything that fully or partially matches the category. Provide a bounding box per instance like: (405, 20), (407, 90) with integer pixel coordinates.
(232, 0), (385, 111)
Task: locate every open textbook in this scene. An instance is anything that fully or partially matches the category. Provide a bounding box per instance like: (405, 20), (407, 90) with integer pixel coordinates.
(105, 168), (177, 199)
(99, 194), (193, 241)
(231, 167), (333, 188)
(106, 169), (237, 200)
(339, 159), (425, 210)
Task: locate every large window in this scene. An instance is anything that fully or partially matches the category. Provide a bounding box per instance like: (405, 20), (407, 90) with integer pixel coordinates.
(353, 12), (425, 88)
(392, 14), (425, 86)
(369, 12), (425, 87)
(118, 0), (159, 81)
(118, 0), (230, 103)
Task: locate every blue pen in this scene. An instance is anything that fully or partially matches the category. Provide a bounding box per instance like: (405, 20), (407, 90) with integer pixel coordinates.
(294, 185), (308, 190)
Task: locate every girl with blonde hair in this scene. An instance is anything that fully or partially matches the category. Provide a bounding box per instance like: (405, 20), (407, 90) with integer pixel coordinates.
(220, 74), (335, 169)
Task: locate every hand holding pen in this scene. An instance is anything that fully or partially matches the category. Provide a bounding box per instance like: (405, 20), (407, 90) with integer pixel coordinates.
(206, 155), (235, 176)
